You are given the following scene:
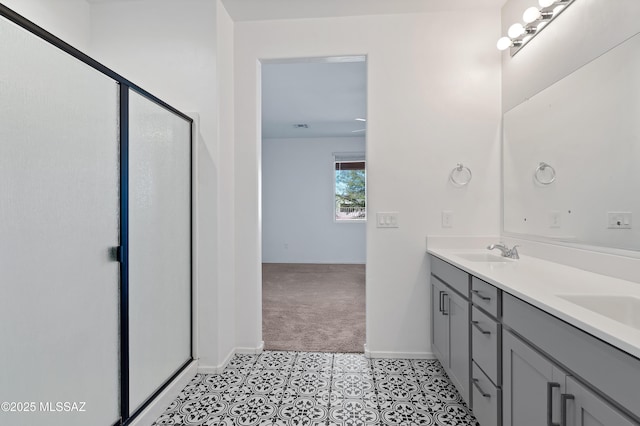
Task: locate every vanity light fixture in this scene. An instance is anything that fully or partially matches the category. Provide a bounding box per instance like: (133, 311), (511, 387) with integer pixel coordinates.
(497, 0), (575, 56)
(508, 23), (525, 38)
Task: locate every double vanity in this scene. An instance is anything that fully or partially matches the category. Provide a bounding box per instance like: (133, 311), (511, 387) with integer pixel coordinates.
(428, 246), (640, 426)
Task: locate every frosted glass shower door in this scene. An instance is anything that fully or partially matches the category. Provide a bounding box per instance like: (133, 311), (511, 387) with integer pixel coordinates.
(0, 17), (120, 426)
(128, 90), (192, 413)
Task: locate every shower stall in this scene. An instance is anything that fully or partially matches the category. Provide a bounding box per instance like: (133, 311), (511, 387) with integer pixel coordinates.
(0, 5), (194, 426)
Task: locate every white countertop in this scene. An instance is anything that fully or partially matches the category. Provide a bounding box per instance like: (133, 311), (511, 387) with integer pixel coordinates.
(427, 248), (640, 360)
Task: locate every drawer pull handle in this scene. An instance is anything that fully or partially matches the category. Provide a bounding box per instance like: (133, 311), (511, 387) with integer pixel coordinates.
(547, 382), (561, 426)
(438, 291), (444, 312)
(471, 289), (491, 301)
(472, 378), (490, 398)
(442, 293), (449, 316)
(471, 320), (491, 335)
(561, 393), (574, 426)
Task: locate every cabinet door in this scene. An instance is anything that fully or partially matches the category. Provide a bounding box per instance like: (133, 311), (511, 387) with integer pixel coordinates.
(563, 377), (636, 426)
(431, 278), (449, 367)
(448, 288), (469, 402)
(503, 331), (566, 426)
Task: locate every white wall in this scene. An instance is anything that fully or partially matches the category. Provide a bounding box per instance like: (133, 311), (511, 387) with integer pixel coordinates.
(234, 11), (502, 355)
(89, 0), (217, 148)
(501, 0), (640, 112)
(89, 0), (234, 370)
(215, 0), (236, 367)
(0, 0), (91, 51)
(262, 137), (366, 264)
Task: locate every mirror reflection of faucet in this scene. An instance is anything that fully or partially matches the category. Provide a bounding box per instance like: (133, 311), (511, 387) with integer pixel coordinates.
(487, 243), (520, 259)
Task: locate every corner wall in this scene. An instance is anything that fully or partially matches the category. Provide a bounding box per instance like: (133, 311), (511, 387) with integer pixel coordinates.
(234, 11), (502, 355)
(215, 0), (236, 369)
(262, 137), (366, 264)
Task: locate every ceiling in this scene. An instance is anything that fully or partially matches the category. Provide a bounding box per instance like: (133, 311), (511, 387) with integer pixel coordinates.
(86, 0), (506, 21)
(222, 0), (506, 22)
(261, 58), (366, 139)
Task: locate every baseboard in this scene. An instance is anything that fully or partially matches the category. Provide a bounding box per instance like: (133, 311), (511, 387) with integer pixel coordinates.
(198, 348), (235, 374)
(364, 344), (435, 360)
(127, 360), (198, 426)
(197, 342), (264, 375)
(236, 340), (264, 354)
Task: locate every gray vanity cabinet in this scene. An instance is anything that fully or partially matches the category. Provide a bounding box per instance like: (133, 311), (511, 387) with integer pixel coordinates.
(430, 257), (470, 403)
(448, 287), (470, 402)
(502, 330), (567, 426)
(564, 377), (636, 426)
(470, 278), (502, 426)
(431, 277), (450, 363)
(503, 330), (636, 426)
(472, 361), (500, 426)
(429, 254), (640, 426)
(430, 276), (470, 402)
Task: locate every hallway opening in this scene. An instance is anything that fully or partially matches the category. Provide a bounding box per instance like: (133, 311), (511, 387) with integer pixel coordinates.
(260, 57), (367, 353)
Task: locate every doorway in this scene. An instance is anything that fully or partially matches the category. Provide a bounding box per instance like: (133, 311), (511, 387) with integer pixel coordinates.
(260, 57), (367, 353)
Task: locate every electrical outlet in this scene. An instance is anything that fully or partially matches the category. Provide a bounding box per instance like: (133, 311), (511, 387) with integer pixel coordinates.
(442, 211), (453, 228)
(376, 212), (399, 228)
(607, 212), (632, 229)
(549, 211), (561, 228)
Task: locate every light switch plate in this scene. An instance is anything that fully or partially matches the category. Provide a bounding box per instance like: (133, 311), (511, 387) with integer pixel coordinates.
(442, 211), (453, 228)
(377, 212), (399, 228)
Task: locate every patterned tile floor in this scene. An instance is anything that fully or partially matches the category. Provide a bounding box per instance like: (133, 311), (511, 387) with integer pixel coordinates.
(152, 351), (480, 426)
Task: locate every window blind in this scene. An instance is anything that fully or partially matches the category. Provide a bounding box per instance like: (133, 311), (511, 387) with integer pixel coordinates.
(334, 152), (365, 170)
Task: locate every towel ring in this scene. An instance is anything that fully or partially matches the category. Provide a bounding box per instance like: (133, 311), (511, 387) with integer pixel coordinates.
(450, 163), (472, 186)
(535, 162), (556, 185)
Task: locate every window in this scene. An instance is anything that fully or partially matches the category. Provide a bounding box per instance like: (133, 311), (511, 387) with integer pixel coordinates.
(334, 153), (366, 221)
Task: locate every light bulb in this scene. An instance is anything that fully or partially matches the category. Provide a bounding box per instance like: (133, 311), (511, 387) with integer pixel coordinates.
(508, 23), (525, 38)
(537, 21), (548, 31)
(497, 37), (513, 51)
(553, 4), (565, 15)
(522, 35), (533, 44)
(539, 0), (555, 7)
(523, 6), (542, 23)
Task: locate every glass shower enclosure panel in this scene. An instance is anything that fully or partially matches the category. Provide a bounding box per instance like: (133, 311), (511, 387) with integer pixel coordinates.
(0, 16), (120, 426)
(128, 89), (192, 413)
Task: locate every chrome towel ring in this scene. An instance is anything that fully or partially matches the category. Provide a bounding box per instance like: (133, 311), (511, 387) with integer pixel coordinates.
(450, 163), (472, 186)
(535, 162), (556, 185)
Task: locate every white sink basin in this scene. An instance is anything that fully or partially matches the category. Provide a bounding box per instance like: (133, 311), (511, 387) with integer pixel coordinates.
(557, 294), (640, 330)
(456, 253), (514, 263)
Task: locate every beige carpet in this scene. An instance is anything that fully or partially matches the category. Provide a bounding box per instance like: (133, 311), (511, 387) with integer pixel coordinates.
(262, 263), (365, 353)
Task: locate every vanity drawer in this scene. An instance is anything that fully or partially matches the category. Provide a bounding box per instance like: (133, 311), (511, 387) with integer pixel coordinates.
(471, 277), (499, 317)
(472, 361), (501, 426)
(431, 256), (469, 297)
(472, 306), (500, 385)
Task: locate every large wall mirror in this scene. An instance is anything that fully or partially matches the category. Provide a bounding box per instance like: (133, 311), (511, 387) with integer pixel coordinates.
(503, 32), (640, 252)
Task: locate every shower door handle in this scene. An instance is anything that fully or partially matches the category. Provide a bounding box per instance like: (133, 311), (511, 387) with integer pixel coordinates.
(110, 246), (123, 263)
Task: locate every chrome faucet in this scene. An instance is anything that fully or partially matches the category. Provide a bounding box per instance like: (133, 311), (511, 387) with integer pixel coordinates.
(487, 243), (520, 259)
